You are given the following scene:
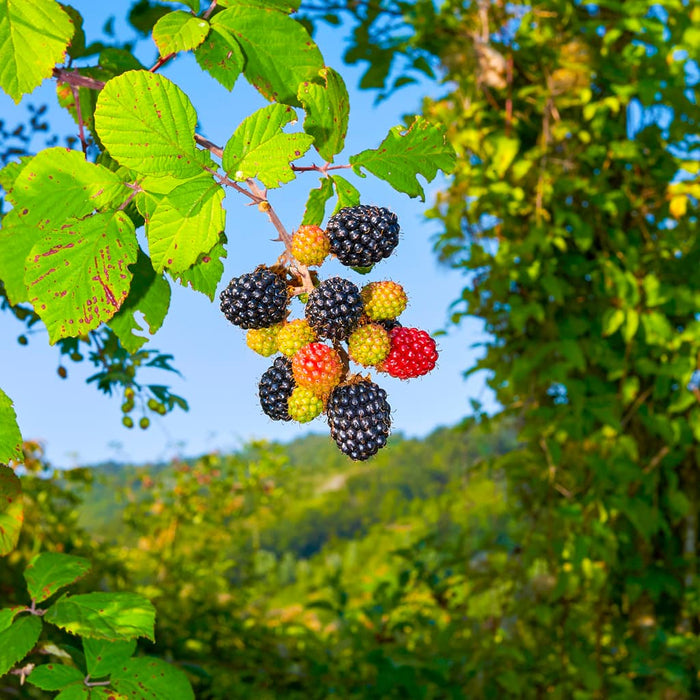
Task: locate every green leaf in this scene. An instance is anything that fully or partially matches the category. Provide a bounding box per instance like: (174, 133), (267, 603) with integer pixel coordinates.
(55, 686), (89, 700)
(0, 607), (23, 633)
(0, 465), (22, 556)
(302, 177), (334, 225)
(95, 70), (201, 178)
(212, 3), (323, 106)
(222, 104), (313, 188)
(0, 0), (73, 102)
(152, 10), (209, 55)
(109, 250), (172, 352)
(330, 174), (360, 212)
(194, 25), (245, 90)
(147, 176), (225, 273)
(45, 592), (156, 642)
(349, 117), (457, 200)
(24, 553), (91, 604)
(0, 149), (129, 304)
(171, 232), (227, 299)
(25, 211), (138, 344)
(0, 155), (32, 196)
(0, 389), (22, 464)
(218, 0), (300, 9)
(298, 67), (349, 162)
(111, 657), (194, 700)
(83, 638), (137, 679)
(601, 308), (624, 337)
(0, 615), (42, 678)
(27, 664), (84, 691)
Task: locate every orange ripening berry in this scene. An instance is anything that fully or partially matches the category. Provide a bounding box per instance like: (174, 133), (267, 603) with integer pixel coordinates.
(291, 225), (331, 266)
(292, 342), (343, 397)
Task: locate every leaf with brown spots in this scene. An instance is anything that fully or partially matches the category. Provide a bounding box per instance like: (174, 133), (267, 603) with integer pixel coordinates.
(0, 465), (22, 556)
(111, 657), (194, 699)
(83, 638), (136, 679)
(95, 70), (201, 179)
(26, 663), (84, 691)
(194, 25), (245, 90)
(349, 116), (457, 200)
(25, 211), (138, 344)
(24, 552), (92, 604)
(0, 388), (22, 464)
(152, 10), (209, 56)
(171, 231), (227, 300)
(0, 615), (42, 679)
(45, 592), (156, 642)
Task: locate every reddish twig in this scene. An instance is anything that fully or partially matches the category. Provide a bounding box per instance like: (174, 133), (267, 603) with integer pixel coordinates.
(69, 81), (89, 156)
(291, 162), (352, 175)
(202, 0), (218, 19)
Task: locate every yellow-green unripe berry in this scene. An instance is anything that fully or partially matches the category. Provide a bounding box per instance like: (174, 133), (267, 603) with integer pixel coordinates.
(139, 417), (150, 430)
(348, 323), (391, 367)
(361, 281), (407, 320)
(287, 386), (325, 423)
(291, 225), (331, 266)
(277, 319), (317, 357)
(246, 323), (282, 357)
(122, 416), (134, 429)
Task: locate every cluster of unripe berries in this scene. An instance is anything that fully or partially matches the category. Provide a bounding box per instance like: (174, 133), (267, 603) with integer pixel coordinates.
(220, 205), (438, 461)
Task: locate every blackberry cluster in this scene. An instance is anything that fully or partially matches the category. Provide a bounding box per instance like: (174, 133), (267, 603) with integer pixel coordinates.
(326, 380), (391, 460)
(220, 266), (288, 329)
(258, 357), (294, 421)
(326, 205), (400, 267)
(305, 277), (363, 342)
(219, 206), (438, 461)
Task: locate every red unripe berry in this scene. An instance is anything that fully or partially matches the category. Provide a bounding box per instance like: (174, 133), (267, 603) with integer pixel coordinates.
(292, 342), (343, 397)
(379, 327), (438, 379)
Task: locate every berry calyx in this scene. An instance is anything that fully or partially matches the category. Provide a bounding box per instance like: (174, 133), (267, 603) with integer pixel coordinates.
(326, 379), (392, 461)
(326, 205), (400, 267)
(288, 386), (325, 423)
(379, 327), (438, 379)
(305, 276), (363, 342)
(277, 319), (317, 357)
(291, 225), (330, 266)
(220, 265), (289, 329)
(348, 323), (391, 367)
(292, 342), (344, 397)
(361, 281), (407, 321)
(246, 324), (282, 357)
(259, 357), (295, 421)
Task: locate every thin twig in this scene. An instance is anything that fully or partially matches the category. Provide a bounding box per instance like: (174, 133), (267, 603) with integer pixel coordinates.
(70, 80), (89, 156)
(149, 52), (177, 73)
(291, 163), (353, 174)
(202, 0), (218, 19)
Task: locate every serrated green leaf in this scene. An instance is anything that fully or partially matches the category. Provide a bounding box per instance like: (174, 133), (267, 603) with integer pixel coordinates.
(146, 177), (225, 273)
(194, 25), (244, 90)
(330, 174), (360, 212)
(99, 48), (146, 74)
(0, 149), (128, 304)
(24, 553), (91, 604)
(26, 211), (138, 344)
(55, 685), (90, 700)
(45, 592), (156, 642)
(223, 104), (313, 187)
(0, 0), (73, 102)
(83, 638), (137, 679)
(95, 70), (201, 178)
(153, 10), (209, 56)
(218, 0), (300, 9)
(0, 389), (22, 464)
(171, 232), (227, 299)
(61, 5), (86, 59)
(109, 250), (171, 352)
(212, 3), (323, 106)
(349, 116), (456, 200)
(111, 657), (194, 700)
(302, 177), (334, 225)
(0, 607), (24, 633)
(27, 663), (84, 691)
(298, 67), (349, 162)
(0, 465), (22, 556)
(0, 615), (42, 678)
(0, 156), (32, 197)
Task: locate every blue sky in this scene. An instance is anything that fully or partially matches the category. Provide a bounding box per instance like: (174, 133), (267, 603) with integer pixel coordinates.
(0, 1), (494, 467)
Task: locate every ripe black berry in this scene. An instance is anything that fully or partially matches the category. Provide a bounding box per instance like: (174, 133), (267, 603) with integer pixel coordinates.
(258, 357), (295, 421)
(305, 277), (363, 342)
(326, 379), (392, 461)
(326, 205), (400, 267)
(220, 266), (288, 329)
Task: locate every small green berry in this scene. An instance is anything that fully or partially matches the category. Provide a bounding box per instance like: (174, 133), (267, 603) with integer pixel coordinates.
(147, 398), (159, 411)
(121, 400), (134, 413)
(139, 417), (150, 430)
(122, 416), (134, 429)
(57, 366), (67, 379)
(17, 335), (28, 346)
(287, 386), (325, 423)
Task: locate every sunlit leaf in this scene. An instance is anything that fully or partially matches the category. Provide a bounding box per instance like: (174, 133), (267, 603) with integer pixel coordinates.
(24, 552), (92, 604)
(0, 389), (22, 464)
(0, 465), (23, 556)
(0, 616), (42, 678)
(152, 10), (209, 55)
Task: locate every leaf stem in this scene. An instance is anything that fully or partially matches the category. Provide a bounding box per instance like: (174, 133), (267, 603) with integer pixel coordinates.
(291, 163), (352, 175)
